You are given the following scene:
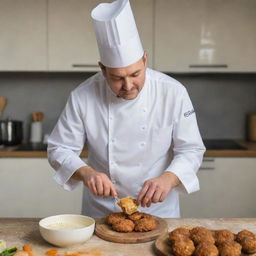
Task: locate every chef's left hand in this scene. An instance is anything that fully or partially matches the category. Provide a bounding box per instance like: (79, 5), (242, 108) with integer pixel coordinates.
(137, 172), (180, 208)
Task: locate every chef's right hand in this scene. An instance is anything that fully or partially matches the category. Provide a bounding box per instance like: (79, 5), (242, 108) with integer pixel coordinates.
(72, 166), (118, 199)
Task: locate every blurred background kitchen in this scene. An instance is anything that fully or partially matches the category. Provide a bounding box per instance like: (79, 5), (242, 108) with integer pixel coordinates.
(0, 0), (256, 218)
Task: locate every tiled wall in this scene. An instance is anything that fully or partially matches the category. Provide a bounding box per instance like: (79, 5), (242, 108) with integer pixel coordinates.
(0, 72), (256, 141)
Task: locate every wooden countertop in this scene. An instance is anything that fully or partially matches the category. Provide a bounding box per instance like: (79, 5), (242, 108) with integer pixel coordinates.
(1, 218), (256, 256)
(1, 141), (256, 158)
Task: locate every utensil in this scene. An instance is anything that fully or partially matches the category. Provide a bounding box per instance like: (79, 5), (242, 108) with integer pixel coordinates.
(0, 119), (23, 146)
(39, 214), (95, 247)
(32, 112), (44, 122)
(0, 97), (7, 117)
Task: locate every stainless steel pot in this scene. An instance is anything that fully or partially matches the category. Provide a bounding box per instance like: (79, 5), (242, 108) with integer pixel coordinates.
(0, 119), (23, 146)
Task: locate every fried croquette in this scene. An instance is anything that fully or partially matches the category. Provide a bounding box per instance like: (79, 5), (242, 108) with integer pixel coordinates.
(218, 241), (242, 256)
(118, 197), (138, 215)
(240, 236), (256, 254)
(106, 212), (126, 226)
(171, 237), (195, 256)
(194, 241), (218, 256)
(134, 216), (156, 232)
(214, 229), (235, 245)
(236, 229), (255, 243)
(169, 227), (190, 244)
(190, 226), (215, 245)
(127, 212), (145, 221)
(111, 219), (135, 232)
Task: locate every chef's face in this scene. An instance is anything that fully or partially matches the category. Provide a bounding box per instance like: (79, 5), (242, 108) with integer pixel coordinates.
(99, 52), (147, 100)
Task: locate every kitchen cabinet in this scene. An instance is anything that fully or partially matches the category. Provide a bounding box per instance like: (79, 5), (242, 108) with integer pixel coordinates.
(48, 0), (153, 72)
(0, 0), (47, 71)
(180, 157), (256, 218)
(155, 0), (256, 72)
(0, 158), (84, 218)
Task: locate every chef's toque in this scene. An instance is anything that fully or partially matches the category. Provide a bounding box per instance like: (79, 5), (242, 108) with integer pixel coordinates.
(91, 0), (144, 68)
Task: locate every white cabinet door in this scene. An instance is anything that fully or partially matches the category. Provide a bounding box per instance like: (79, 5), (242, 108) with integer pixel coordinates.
(48, 0), (153, 71)
(0, 158), (83, 218)
(155, 0), (256, 73)
(48, 0), (102, 72)
(180, 158), (256, 218)
(0, 0), (47, 71)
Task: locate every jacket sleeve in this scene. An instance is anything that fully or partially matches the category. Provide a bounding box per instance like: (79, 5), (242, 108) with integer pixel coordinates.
(165, 88), (206, 194)
(47, 91), (87, 191)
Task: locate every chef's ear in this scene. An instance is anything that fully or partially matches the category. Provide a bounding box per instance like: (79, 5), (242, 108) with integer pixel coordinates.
(99, 62), (107, 77)
(142, 51), (148, 67)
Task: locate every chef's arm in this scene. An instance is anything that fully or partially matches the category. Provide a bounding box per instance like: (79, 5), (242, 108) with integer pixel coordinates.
(47, 90), (87, 191)
(165, 88), (206, 194)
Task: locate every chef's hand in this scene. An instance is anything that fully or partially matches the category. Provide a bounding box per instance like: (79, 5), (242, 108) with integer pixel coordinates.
(137, 172), (180, 208)
(72, 166), (118, 199)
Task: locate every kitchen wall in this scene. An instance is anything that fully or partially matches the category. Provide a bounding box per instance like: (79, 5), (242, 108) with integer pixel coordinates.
(0, 72), (256, 142)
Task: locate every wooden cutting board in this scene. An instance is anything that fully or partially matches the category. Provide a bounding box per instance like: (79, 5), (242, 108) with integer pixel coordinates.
(154, 233), (256, 256)
(95, 216), (168, 244)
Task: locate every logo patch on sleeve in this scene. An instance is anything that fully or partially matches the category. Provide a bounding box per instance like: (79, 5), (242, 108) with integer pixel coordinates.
(184, 109), (195, 117)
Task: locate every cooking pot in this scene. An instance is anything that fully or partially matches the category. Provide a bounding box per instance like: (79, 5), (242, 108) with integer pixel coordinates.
(0, 119), (23, 146)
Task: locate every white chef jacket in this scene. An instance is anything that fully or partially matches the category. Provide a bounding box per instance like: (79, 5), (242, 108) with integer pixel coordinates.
(47, 68), (205, 218)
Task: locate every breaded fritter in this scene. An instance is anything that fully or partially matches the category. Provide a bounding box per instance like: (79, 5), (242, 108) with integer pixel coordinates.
(218, 241), (242, 256)
(194, 241), (218, 256)
(134, 216), (156, 232)
(118, 197), (138, 215)
(214, 229), (235, 246)
(106, 212), (126, 226)
(240, 236), (256, 254)
(236, 229), (255, 243)
(190, 226), (215, 245)
(172, 237), (195, 256)
(112, 219), (135, 232)
(169, 227), (190, 244)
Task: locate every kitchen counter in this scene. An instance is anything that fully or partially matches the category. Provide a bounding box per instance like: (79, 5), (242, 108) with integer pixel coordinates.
(1, 218), (256, 256)
(1, 141), (256, 158)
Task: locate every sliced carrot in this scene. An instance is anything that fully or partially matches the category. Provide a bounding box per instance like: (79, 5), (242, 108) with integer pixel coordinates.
(23, 245), (32, 252)
(45, 249), (59, 256)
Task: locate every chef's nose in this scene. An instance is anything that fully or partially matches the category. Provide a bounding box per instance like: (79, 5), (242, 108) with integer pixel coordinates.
(122, 77), (133, 91)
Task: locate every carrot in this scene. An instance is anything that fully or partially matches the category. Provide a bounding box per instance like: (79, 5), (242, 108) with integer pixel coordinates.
(22, 245), (32, 253)
(45, 250), (58, 256)
(22, 245), (35, 256)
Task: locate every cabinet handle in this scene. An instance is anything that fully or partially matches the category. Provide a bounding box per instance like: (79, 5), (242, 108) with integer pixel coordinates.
(199, 167), (215, 171)
(203, 158), (215, 162)
(189, 64), (228, 68)
(72, 64), (99, 68)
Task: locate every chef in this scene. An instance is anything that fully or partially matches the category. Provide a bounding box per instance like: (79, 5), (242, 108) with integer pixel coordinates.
(47, 0), (205, 218)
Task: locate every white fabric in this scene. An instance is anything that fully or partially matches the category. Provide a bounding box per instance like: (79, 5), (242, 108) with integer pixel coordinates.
(91, 0), (144, 68)
(48, 68), (206, 218)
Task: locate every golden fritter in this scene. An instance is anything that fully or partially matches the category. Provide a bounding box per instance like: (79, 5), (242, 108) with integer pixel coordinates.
(240, 236), (256, 254)
(106, 212), (126, 226)
(218, 241), (242, 256)
(169, 227), (190, 244)
(236, 229), (255, 243)
(127, 211), (144, 221)
(214, 229), (235, 245)
(194, 241), (218, 256)
(190, 226), (215, 245)
(111, 219), (135, 232)
(118, 197), (138, 215)
(172, 237), (195, 256)
(134, 216), (156, 232)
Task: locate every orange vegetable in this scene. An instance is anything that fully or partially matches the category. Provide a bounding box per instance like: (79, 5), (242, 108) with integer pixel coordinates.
(22, 245), (32, 252)
(45, 250), (58, 256)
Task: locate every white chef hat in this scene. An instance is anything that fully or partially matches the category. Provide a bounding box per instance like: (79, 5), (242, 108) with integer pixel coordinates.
(91, 0), (144, 68)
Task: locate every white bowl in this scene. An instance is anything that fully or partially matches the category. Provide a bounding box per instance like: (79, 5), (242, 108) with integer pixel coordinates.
(39, 214), (95, 247)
